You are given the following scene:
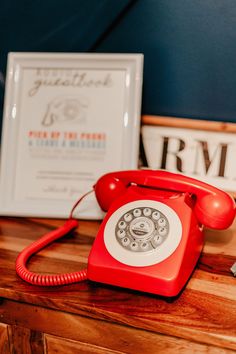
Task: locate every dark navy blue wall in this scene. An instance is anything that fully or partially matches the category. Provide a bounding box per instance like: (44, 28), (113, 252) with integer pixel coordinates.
(0, 0), (131, 121)
(1, 0), (236, 123)
(95, 0), (236, 122)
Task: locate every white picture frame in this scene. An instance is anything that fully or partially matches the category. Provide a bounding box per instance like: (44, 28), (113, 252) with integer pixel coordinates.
(0, 52), (143, 219)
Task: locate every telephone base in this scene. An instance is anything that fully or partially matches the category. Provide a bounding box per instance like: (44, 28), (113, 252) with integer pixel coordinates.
(88, 187), (204, 297)
(88, 223), (203, 297)
(87, 249), (202, 297)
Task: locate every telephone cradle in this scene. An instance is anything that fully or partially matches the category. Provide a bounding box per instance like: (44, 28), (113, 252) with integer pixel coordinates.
(16, 170), (236, 297)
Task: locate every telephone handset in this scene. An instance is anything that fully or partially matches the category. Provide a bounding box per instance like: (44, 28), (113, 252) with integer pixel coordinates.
(94, 169), (235, 229)
(16, 170), (235, 297)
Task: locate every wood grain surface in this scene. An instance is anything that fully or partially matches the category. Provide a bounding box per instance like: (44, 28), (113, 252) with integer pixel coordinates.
(0, 216), (236, 353)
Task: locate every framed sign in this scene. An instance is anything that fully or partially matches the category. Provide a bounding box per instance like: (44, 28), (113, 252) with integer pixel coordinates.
(141, 115), (236, 196)
(0, 52), (143, 219)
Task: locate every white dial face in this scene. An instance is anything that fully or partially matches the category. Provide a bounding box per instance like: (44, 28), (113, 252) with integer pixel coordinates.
(104, 200), (182, 267)
(115, 208), (169, 253)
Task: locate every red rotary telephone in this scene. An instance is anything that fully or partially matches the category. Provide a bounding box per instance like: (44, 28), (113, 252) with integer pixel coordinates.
(16, 170), (235, 297)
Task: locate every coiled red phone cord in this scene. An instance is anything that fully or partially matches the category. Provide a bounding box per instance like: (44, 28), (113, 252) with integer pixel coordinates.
(15, 191), (93, 286)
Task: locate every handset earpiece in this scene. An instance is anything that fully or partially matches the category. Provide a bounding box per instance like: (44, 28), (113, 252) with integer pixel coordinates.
(194, 193), (235, 229)
(94, 175), (127, 211)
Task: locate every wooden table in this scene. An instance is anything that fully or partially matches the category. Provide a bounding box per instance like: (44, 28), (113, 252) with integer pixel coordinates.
(0, 216), (236, 353)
